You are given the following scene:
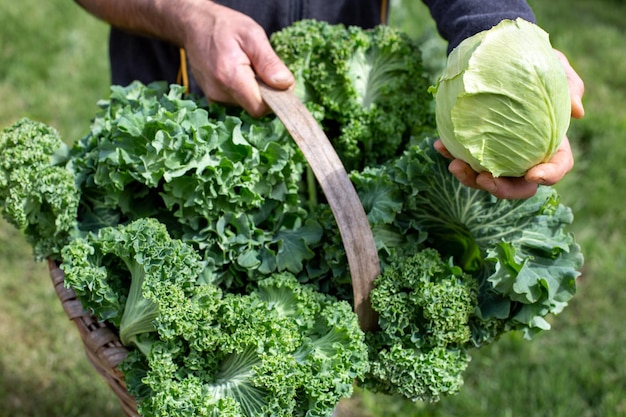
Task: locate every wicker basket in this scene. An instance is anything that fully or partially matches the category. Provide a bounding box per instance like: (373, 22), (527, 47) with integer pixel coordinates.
(46, 85), (379, 416)
(48, 259), (139, 416)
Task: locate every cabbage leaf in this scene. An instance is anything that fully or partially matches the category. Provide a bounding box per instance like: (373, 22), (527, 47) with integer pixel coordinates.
(433, 18), (571, 177)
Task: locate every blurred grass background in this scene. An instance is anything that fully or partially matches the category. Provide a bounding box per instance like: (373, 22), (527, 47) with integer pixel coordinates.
(1, 0), (624, 416)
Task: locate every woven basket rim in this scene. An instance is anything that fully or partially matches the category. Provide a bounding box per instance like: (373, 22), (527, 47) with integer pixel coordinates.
(48, 258), (138, 417)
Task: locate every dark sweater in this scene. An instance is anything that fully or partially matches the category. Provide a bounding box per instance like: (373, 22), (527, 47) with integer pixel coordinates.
(108, 0), (536, 94)
(422, 0), (536, 53)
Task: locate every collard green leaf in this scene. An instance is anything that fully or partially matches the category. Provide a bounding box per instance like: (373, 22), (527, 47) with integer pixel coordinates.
(387, 138), (583, 338)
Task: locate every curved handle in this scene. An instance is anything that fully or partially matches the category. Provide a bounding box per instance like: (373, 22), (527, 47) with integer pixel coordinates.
(259, 83), (380, 331)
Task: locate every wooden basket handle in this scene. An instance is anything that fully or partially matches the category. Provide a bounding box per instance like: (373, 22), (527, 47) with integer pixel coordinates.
(259, 83), (380, 331)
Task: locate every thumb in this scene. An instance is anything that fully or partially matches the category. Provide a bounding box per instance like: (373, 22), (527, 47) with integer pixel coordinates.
(241, 29), (294, 90)
(554, 49), (585, 119)
(257, 55), (295, 90)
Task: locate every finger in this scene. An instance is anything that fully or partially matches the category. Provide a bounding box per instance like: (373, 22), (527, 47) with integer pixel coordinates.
(476, 173), (539, 200)
(525, 136), (574, 185)
(433, 139), (454, 159)
(448, 155), (539, 199)
(228, 63), (271, 117)
(554, 49), (585, 119)
(241, 27), (295, 90)
(195, 49), (271, 117)
(448, 159), (481, 189)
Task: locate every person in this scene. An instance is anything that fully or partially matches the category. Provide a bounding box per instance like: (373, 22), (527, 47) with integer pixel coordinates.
(74, 0), (585, 200)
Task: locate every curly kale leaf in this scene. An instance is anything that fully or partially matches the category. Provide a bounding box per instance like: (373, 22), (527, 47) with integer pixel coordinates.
(309, 136), (582, 401)
(70, 81), (317, 288)
(0, 118), (79, 260)
(61, 218), (204, 355)
(122, 272), (368, 417)
(362, 248), (476, 402)
(271, 20), (435, 171)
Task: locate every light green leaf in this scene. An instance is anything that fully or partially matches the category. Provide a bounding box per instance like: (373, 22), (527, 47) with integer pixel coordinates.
(435, 18), (570, 177)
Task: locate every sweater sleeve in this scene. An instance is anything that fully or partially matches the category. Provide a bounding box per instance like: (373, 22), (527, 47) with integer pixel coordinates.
(421, 0), (536, 53)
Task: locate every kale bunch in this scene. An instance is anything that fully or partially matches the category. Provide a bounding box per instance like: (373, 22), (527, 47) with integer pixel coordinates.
(62, 218), (367, 417)
(0, 118), (78, 259)
(272, 19), (435, 171)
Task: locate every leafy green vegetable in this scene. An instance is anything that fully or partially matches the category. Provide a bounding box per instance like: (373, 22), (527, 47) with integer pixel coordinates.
(431, 18), (571, 177)
(385, 138), (583, 340)
(62, 216), (368, 416)
(61, 218), (204, 355)
(70, 81), (317, 288)
(364, 248), (477, 402)
(316, 138), (581, 400)
(132, 261), (368, 417)
(0, 19), (584, 413)
(0, 118), (78, 260)
(271, 19), (435, 171)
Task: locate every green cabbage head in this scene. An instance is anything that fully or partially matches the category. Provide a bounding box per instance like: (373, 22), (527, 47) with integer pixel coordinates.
(432, 18), (571, 177)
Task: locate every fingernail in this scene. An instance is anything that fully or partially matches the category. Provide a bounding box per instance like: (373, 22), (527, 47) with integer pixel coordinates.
(533, 170), (547, 184)
(271, 71), (293, 85)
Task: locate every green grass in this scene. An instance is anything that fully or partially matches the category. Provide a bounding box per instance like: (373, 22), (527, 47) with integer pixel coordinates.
(0, 2), (122, 416)
(1, 0), (625, 416)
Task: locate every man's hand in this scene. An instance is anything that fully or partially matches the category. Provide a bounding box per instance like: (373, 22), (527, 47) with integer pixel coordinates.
(435, 48), (585, 200)
(434, 136), (574, 199)
(554, 49), (585, 119)
(75, 0), (295, 117)
(182, 2), (295, 117)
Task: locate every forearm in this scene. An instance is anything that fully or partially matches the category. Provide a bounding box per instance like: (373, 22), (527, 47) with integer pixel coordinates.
(421, 0), (536, 52)
(74, 0), (206, 46)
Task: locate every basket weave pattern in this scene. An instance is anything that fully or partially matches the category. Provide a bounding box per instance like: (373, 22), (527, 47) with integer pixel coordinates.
(48, 259), (139, 417)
